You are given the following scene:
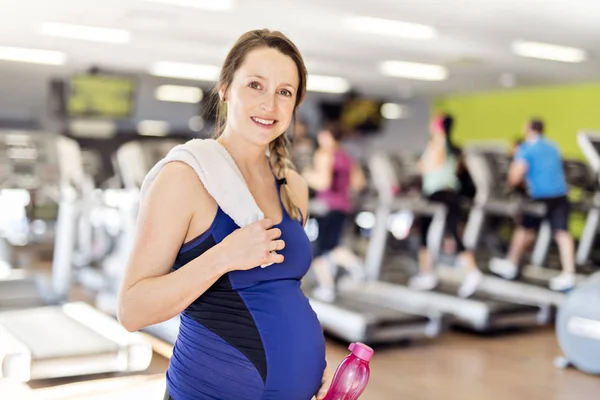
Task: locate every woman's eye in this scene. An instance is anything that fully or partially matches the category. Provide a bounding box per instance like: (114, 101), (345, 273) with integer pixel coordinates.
(279, 89), (292, 97)
(249, 81), (261, 90)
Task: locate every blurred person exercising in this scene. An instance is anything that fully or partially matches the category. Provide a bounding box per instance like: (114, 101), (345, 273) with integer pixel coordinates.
(118, 29), (333, 400)
(303, 123), (366, 302)
(490, 118), (576, 291)
(291, 119), (316, 175)
(409, 113), (483, 298)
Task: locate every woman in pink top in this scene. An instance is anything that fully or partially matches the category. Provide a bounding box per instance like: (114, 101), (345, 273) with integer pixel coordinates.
(303, 123), (366, 301)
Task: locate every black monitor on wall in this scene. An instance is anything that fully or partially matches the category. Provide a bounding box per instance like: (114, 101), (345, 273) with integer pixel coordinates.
(319, 91), (384, 135)
(50, 72), (137, 120)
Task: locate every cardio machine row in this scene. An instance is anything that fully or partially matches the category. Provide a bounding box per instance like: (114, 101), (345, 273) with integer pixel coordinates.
(305, 145), (552, 346)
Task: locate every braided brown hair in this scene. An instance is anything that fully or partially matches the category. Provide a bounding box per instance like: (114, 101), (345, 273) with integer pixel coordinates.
(212, 29), (308, 222)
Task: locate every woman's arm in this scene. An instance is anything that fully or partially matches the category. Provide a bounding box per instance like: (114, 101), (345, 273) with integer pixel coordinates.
(302, 150), (334, 191)
(117, 162), (226, 332)
(350, 162), (366, 193)
(420, 141), (446, 173)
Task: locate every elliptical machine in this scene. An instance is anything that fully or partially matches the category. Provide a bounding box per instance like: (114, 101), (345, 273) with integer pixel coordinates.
(554, 131), (600, 374)
(555, 271), (600, 374)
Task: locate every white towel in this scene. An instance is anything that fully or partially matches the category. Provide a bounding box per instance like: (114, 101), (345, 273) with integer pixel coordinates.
(139, 138), (264, 228)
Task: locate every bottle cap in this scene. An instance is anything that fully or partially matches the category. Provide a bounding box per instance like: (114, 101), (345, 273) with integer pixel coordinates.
(349, 342), (374, 362)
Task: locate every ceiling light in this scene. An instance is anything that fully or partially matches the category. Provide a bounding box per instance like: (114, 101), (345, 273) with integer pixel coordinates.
(69, 120), (116, 138)
(188, 116), (205, 132)
(344, 16), (436, 39)
(0, 46), (66, 65)
(142, 0), (234, 11)
(150, 62), (220, 81)
(39, 22), (131, 44)
(499, 73), (516, 88)
(380, 103), (407, 120)
(137, 120), (170, 136)
(380, 61), (448, 81)
(155, 85), (203, 103)
(511, 40), (587, 63)
(307, 75), (350, 94)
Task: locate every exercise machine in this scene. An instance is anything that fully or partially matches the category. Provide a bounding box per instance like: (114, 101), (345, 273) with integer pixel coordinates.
(0, 132), (152, 382)
(303, 156), (446, 344)
(567, 131), (600, 271)
(555, 271), (600, 374)
(350, 152), (550, 332)
(553, 132), (600, 374)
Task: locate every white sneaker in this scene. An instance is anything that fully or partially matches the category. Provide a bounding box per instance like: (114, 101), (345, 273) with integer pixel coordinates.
(458, 269), (483, 298)
(549, 273), (576, 292)
(408, 273), (439, 291)
(312, 286), (336, 302)
(489, 258), (519, 280)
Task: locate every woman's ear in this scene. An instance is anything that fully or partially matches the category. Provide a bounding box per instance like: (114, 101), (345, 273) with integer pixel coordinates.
(218, 87), (227, 102)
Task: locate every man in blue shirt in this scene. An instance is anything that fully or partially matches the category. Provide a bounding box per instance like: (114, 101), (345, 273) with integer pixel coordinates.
(490, 119), (576, 291)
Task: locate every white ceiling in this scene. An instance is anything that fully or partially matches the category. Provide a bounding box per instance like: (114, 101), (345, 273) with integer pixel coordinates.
(0, 0), (599, 100)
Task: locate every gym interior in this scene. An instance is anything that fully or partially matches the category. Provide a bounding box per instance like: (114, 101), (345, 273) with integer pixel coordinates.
(1, 1), (600, 399)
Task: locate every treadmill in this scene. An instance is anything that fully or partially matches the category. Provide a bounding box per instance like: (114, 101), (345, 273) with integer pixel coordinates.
(460, 143), (566, 308)
(357, 152), (550, 332)
(0, 132), (50, 310)
(574, 131), (600, 267)
(560, 131), (600, 280)
(0, 132), (152, 382)
(308, 152), (451, 344)
(307, 290), (444, 344)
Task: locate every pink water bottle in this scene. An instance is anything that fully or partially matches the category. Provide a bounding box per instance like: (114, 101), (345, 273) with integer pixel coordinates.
(323, 342), (374, 400)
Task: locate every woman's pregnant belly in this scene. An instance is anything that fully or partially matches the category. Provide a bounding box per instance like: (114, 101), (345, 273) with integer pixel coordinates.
(238, 279), (327, 400)
(167, 280), (326, 400)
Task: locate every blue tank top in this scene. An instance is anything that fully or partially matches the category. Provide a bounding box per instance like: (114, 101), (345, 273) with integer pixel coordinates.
(165, 178), (326, 400)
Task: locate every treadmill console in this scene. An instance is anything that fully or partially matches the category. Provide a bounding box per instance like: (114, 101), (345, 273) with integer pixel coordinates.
(115, 139), (185, 190)
(0, 131), (61, 190)
(463, 144), (512, 200)
(562, 159), (595, 191)
(576, 131), (600, 185)
(139, 139), (184, 168)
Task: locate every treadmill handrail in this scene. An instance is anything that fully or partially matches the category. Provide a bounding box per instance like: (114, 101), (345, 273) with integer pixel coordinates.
(577, 131), (600, 178)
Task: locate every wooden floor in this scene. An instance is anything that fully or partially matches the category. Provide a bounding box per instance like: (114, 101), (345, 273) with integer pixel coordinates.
(2, 252), (599, 399)
(332, 328), (600, 400)
(2, 328), (599, 400)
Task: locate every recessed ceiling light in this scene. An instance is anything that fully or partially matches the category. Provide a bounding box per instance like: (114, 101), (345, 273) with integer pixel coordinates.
(188, 116), (205, 132)
(500, 73), (516, 88)
(155, 85), (203, 103)
(344, 16), (436, 39)
(307, 75), (351, 94)
(150, 62), (220, 81)
(39, 22), (131, 44)
(0, 46), (66, 65)
(380, 103), (408, 119)
(380, 61), (448, 81)
(137, 120), (170, 136)
(511, 41), (587, 63)
(142, 0), (234, 11)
